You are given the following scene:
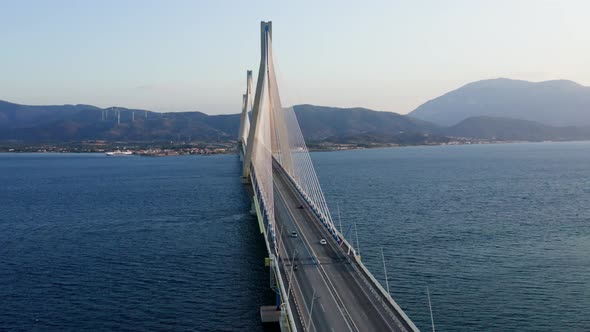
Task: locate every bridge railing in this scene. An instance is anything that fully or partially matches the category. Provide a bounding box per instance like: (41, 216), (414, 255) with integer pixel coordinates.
(273, 158), (420, 332)
(272, 158), (357, 255)
(249, 164), (299, 332)
(274, 224), (315, 332)
(346, 252), (419, 331)
(250, 163), (277, 252)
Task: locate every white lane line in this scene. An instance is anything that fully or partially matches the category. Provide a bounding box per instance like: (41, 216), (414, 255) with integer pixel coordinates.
(275, 178), (353, 331)
(274, 183), (316, 265)
(278, 170), (380, 332)
(277, 164), (413, 330)
(275, 190), (322, 330)
(275, 175), (356, 332)
(277, 222), (310, 329)
(275, 183), (327, 330)
(346, 264), (399, 331)
(278, 172), (359, 331)
(320, 303), (325, 313)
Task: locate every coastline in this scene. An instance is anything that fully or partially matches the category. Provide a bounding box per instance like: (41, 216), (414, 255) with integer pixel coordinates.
(2, 139), (589, 156)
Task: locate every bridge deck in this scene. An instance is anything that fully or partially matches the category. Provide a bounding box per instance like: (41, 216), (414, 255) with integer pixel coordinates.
(273, 163), (416, 332)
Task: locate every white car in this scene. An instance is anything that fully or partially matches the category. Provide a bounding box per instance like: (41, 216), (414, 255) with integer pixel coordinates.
(319, 239), (327, 245)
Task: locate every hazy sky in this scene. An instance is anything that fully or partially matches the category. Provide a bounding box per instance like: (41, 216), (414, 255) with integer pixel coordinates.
(1, 0), (589, 114)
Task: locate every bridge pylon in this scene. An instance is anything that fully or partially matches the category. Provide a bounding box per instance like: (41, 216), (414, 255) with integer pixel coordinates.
(242, 21), (271, 180)
(238, 70), (253, 148)
(242, 21), (295, 181)
(238, 21), (419, 332)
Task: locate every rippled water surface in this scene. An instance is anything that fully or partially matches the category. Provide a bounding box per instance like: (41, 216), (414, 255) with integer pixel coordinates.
(0, 153), (272, 331)
(1, 142), (589, 331)
(315, 142), (590, 332)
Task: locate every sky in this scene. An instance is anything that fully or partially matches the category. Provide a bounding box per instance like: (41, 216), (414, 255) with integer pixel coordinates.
(1, 0), (589, 114)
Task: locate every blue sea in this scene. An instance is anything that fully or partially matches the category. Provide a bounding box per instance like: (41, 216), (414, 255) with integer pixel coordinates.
(1, 142), (589, 331)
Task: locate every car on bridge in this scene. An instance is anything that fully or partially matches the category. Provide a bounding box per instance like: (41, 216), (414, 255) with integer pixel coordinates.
(320, 238), (327, 245)
(290, 231), (298, 238)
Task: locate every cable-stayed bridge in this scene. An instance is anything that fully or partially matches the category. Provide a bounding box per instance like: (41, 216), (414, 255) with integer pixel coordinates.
(239, 21), (419, 332)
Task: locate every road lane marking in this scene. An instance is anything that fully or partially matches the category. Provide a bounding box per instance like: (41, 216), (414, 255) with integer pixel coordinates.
(275, 167), (400, 331)
(275, 182), (350, 331)
(272, 166), (408, 330)
(274, 173), (356, 332)
(285, 186), (395, 330)
(274, 183), (315, 263)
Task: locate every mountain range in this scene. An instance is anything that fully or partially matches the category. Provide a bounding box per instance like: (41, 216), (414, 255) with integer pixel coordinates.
(409, 78), (590, 126)
(2, 78), (590, 144)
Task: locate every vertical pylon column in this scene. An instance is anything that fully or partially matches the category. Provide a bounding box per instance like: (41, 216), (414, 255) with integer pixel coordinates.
(242, 22), (276, 252)
(243, 21), (295, 177)
(266, 41), (295, 176)
(243, 21), (273, 179)
(238, 70), (253, 149)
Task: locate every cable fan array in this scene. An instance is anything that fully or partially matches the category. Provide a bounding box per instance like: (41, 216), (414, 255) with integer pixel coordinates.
(243, 22), (336, 250)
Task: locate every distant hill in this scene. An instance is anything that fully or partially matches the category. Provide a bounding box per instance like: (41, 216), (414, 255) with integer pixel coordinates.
(1, 98), (590, 144)
(293, 105), (437, 141)
(0, 101), (438, 144)
(445, 116), (590, 141)
(409, 78), (590, 126)
(0, 100), (101, 128)
(0, 100), (240, 142)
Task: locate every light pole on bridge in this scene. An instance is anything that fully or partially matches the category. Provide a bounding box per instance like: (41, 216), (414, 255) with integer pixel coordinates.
(381, 247), (390, 295)
(306, 288), (318, 332)
(286, 250), (298, 303)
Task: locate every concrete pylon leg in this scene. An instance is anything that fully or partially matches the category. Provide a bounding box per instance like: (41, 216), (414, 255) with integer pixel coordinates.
(238, 70), (253, 147)
(250, 200), (256, 216)
(243, 21), (273, 179)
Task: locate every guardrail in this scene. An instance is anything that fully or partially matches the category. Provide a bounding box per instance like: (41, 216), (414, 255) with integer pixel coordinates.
(275, 234), (313, 332)
(272, 158), (357, 256)
(250, 166), (299, 332)
(272, 158), (419, 332)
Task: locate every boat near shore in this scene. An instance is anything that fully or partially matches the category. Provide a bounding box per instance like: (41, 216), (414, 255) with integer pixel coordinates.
(105, 150), (133, 156)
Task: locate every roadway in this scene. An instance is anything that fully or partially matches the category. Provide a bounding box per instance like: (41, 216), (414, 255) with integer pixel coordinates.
(273, 163), (416, 332)
(275, 181), (352, 332)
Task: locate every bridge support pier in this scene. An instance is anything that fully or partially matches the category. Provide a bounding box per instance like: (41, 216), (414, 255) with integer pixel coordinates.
(250, 200), (256, 216)
(260, 305), (281, 323)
